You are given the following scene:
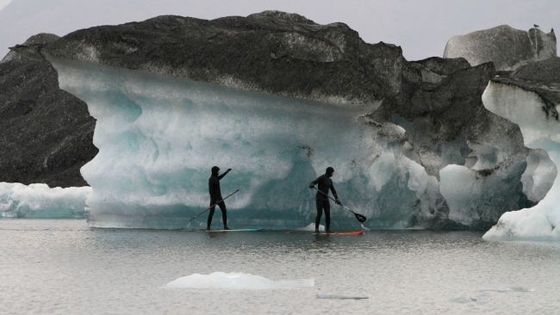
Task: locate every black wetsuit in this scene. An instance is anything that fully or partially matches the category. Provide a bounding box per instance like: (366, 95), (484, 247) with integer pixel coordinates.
(310, 174), (339, 232)
(207, 171), (229, 229)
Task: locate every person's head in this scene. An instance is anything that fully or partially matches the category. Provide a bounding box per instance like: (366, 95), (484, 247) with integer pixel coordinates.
(211, 166), (220, 176)
(325, 166), (335, 177)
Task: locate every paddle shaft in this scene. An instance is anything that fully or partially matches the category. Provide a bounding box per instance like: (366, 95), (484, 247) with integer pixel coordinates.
(312, 187), (367, 222)
(187, 189), (240, 224)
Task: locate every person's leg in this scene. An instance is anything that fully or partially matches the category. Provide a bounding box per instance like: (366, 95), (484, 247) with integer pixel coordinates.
(218, 201), (229, 229)
(315, 198), (323, 232)
(207, 203), (216, 230)
(324, 201), (331, 233)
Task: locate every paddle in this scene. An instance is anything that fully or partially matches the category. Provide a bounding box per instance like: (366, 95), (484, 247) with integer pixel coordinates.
(186, 189), (240, 225)
(312, 187), (367, 223)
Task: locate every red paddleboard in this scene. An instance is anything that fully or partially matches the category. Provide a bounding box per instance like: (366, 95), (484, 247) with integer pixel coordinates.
(315, 230), (365, 236)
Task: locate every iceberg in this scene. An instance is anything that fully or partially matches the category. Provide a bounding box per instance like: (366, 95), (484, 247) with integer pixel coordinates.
(47, 52), (551, 230)
(2, 12), (545, 228)
(444, 25), (556, 71)
(50, 58), (449, 230)
(482, 81), (560, 240)
(0, 182), (90, 218)
(166, 272), (314, 290)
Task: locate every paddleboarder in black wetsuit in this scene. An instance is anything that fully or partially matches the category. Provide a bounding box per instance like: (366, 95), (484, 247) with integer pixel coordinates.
(309, 167), (341, 233)
(207, 166), (231, 230)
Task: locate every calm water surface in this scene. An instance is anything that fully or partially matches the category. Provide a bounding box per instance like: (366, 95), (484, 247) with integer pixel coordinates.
(1, 219), (559, 314)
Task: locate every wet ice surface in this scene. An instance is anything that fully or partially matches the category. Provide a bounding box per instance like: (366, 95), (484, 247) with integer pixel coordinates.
(1, 220), (560, 314)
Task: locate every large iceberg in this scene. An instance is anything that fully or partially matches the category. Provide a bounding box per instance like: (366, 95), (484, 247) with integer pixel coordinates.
(20, 12), (547, 229)
(50, 58), (452, 230)
(483, 79), (560, 240)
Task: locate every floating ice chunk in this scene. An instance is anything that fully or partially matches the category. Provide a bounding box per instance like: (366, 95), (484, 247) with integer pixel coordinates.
(0, 182), (90, 218)
(166, 272), (314, 289)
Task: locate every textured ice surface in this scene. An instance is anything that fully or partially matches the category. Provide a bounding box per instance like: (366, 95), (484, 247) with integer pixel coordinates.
(0, 182), (90, 218)
(440, 159), (530, 228)
(483, 81), (560, 240)
(166, 272), (314, 289)
(50, 59), (453, 230)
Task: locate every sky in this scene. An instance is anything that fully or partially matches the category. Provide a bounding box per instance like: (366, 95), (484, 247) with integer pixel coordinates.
(0, 0), (559, 61)
(0, 0), (12, 11)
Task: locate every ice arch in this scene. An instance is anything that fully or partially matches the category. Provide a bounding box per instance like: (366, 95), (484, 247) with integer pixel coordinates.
(483, 81), (560, 240)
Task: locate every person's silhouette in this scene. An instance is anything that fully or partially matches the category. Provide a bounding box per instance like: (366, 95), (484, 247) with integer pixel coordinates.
(309, 167), (341, 233)
(207, 166), (231, 230)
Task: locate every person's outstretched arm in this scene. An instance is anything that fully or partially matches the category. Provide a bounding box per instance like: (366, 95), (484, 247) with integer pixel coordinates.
(218, 168), (232, 180)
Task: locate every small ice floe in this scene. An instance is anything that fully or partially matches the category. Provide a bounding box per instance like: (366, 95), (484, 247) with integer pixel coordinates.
(316, 294), (368, 300)
(166, 272), (314, 289)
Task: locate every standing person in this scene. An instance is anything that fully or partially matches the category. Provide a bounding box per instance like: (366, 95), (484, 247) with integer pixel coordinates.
(309, 167), (341, 233)
(207, 166), (232, 230)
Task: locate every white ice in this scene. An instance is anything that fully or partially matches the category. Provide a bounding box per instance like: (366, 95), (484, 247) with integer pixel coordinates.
(166, 272), (314, 290)
(483, 81), (560, 240)
(0, 182), (90, 218)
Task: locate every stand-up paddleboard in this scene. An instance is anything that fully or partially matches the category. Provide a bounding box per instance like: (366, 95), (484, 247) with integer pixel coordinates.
(205, 228), (263, 233)
(314, 230), (365, 236)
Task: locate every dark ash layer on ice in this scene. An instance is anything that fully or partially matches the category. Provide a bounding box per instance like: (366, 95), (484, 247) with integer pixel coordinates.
(0, 11), (551, 229)
(492, 57), (560, 118)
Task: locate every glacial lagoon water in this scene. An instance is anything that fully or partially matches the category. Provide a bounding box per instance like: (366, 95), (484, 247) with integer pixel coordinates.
(1, 219), (560, 314)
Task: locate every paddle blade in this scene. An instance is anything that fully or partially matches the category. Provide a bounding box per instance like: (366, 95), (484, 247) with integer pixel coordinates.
(354, 212), (367, 223)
